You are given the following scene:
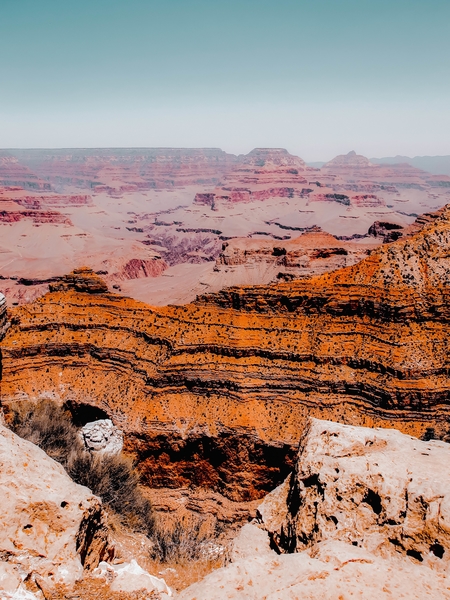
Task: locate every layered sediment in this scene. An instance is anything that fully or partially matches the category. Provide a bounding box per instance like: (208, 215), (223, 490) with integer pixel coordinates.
(3, 206), (450, 500)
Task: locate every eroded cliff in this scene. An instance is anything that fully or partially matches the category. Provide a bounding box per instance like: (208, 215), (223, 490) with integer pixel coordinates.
(3, 206), (450, 500)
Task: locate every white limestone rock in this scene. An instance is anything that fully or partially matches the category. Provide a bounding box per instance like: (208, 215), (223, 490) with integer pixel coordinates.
(263, 418), (450, 569)
(80, 419), (123, 455)
(178, 524), (450, 599)
(94, 559), (172, 596)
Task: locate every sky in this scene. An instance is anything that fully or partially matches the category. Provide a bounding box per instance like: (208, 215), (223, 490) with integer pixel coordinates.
(0, 0), (449, 160)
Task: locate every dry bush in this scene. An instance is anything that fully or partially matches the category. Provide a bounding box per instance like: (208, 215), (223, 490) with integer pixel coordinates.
(8, 398), (79, 464)
(68, 450), (154, 535)
(7, 399), (154, 535)
(150, 516), (225, 564)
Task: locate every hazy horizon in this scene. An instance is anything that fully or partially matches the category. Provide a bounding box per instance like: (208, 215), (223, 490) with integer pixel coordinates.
(1, 0), (449, 161)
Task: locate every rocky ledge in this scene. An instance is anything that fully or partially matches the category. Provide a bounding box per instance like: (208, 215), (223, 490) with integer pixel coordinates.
(0, 420), (171, 599)
(0, 421), (111, 587)
(179, 419), (450, 599)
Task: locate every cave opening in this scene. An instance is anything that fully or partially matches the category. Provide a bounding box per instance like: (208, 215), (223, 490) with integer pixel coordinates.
(65, 401), (110, 427)
(130, 432), (298, 502)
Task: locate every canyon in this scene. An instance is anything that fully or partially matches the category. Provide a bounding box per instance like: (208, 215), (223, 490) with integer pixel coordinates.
(3, 203), (450, 506)
(2, 147), (450, 596)
(1, 147), (450, 305)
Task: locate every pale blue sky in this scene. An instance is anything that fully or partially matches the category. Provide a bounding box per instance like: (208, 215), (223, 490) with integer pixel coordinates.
(1, 0), (449, 159)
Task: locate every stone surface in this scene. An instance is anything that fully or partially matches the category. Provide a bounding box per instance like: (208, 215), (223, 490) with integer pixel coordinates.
(262, 418), (450, 569)
(80, 419), (124, 454)
(49, 267), (109, 294)
(179, 420), (450, 599)
(0, 422), (111, 586)
(178, 524), (450, 599)
(94, 559), (171, 596)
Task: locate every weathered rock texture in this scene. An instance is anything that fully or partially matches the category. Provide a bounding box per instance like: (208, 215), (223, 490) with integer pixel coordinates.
(179, 420), (450, 599)
(80, 419), (124, 455)
(0, 422), (111, 586)
(260, 419), (450, 567)
(4, 206), (450, 499)
(178, 524), (450, 599)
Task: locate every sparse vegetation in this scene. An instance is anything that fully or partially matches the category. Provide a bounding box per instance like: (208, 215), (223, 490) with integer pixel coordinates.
(7, 399), (154, 535)
(7, 399), (229, 576)
(150, 516), (225, 564)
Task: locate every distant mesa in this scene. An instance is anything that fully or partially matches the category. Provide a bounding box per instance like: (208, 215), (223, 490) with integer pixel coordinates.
(49, 267), (109, 294)
(323, 150), (373, 168)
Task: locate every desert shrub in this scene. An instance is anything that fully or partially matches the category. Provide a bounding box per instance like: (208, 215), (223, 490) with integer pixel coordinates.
(7, 399), (154, 536)
(67, 450), (154, 535)
(8, 398), (79, 464)
(150, 517), (225, 564)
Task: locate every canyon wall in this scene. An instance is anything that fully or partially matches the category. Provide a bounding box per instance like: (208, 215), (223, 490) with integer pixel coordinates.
(9, 148), (237, 192)
(3, 205), (450, 500)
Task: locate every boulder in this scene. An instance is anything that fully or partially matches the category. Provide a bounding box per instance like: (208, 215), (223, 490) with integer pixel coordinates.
(0, 423), (111, 589)
(94, 559), (172, 596)
(263, 418), (450, 568)
(80, 419), (123, 455)
(179, 419), (450, 599)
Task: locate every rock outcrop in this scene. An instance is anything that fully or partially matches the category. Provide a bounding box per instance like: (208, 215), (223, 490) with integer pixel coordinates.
(49, 267), (109, 294)
(0, 422), (111, 586)
(179, 419), (450, 599)
(216, 230), (378, 280)
(178, 525), (450, 599)
(261, 418), (450, 565)
(194, 148), (311, 207)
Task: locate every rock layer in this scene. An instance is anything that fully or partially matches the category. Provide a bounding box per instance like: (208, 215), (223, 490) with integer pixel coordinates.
(3, 206), (450, 499)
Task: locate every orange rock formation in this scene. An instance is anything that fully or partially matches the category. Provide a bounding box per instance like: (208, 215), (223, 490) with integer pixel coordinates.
(3, 206), (450, 500)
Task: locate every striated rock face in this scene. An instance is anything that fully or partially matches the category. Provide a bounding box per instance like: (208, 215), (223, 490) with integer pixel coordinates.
(0, 292), (7, 332)
(4, 206), (450, 499)
(14, 193), (92, 208)
(49, 267), (109, 294)
(0, 422), (111, 586)
(180, 419), (450, 599)
(216, 230), (378, 280)
(9, 148), (237, 192)
(194, 148), (312, 207)
(112, 258), (168, 281)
